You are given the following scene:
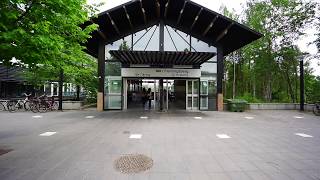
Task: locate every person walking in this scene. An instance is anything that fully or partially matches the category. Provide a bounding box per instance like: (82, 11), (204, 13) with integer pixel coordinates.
(147, 88), (152, 110)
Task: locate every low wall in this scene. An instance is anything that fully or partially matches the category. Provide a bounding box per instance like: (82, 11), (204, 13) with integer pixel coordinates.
(62, 101), (84, 110)
(224, 103), (315, 111)
(249, 103), (314, 111)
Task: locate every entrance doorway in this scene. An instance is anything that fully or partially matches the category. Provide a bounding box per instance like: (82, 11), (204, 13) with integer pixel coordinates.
(124, 78), (199, 111)
(186, 80), (199, 110)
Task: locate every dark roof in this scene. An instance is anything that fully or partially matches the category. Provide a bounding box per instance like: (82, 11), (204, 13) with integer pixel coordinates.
(85, 0), (262, 57)
(110, 50), (215, 66)
(0, 65), (25, 83)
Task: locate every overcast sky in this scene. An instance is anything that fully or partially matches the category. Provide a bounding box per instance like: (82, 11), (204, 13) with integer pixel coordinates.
(87, 0), (320, 75)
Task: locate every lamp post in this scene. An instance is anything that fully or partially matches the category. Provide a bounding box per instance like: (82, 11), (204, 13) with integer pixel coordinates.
(298, 55), (305, 111)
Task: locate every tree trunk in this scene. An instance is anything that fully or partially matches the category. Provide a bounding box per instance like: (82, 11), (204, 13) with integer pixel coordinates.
(284, 66), (295, 103)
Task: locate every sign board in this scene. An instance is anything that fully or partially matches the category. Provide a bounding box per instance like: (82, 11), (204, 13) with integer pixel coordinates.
(121, 68), (201, 78)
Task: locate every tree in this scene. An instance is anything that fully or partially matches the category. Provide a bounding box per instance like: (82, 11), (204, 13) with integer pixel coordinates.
(221, 0), (317, 103)
(0, 0), (100, 97)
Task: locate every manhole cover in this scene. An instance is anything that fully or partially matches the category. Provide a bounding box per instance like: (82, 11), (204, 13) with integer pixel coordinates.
(114, 154), (153, 174)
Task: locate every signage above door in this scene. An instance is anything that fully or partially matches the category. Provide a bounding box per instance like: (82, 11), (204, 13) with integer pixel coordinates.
(121, 68), (201, 78)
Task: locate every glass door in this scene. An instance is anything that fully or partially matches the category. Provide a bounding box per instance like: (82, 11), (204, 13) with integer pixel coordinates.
(186, 80), (199, 110)
(105, 76), (122, 109)
(200, 80), (209, 110)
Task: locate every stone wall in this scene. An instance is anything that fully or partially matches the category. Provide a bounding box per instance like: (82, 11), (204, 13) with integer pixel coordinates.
(62, 101), (84, 110)
(224, 103), (315, 111)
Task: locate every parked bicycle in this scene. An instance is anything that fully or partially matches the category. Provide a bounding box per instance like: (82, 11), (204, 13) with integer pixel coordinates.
(314, 102), (320, 116)
(7, 93), (32, 112)
(29, 94), (58, 113)
(0, 100), (9, 111)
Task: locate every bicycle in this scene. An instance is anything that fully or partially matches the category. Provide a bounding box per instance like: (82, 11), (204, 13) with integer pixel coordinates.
(0, 100), (8, 111)
(46, 96), (58, 111)
(7, 93), (32, 112)
(29, 94), (48, 113)
(313, 102), (320, 116)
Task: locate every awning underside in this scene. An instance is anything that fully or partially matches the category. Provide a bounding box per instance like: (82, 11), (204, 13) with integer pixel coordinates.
(85, 0), (262, 57)
(109, 50), (215, 66)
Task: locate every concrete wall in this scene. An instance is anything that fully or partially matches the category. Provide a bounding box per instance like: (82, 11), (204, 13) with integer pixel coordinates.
(62, 101), (83, 110)
(224, 103), (315, 111)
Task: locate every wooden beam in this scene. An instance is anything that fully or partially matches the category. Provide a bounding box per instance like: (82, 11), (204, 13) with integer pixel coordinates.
(140, 0), (147, 24)
(177, 1), (187, 25)
(202, 15), (218, 37)
(190, 8), (202, 30)
(89, 19), (107, 40)
(123, 6), (133, 29)
(215, 23), (234, 43)
(164, 0), (170, 19)
(156, 0), (160, 18)
(107, 13), (121, 35)
(97, 30), (107, 41)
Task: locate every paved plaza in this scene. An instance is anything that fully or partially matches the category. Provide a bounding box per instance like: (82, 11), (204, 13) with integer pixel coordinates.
(0, 110), (319, 180)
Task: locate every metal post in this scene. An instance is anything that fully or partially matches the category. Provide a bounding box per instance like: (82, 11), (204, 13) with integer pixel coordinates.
(189, 35), (192, 51)
(131, 34), (134, 51)
(300, 59), (304, 111)
(97, 40), (106, 111)
(217, 46), (224, 94)
(76, 85), (80, 101)
(58, 69), (63, 111)
(159, 21), (164, 111)
(217, 46), (224, 111)
(159, 21), (164, 51)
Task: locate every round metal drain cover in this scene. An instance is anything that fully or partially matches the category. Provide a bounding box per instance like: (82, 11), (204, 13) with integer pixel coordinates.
(114, 154), (153, 173)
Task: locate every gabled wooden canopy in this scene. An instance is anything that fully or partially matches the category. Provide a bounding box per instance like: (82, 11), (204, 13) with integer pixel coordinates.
(85, 0), (262, 57)
(110, 50), (215, 66)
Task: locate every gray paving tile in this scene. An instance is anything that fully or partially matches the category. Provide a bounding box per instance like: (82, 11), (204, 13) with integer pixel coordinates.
(189, 173), (211, 180)
(0, 110), (319, 180)
(208, 173), (231, 180)
(245, 171), (271, 180)
(263, 171), (292, 180)
(227, 172), (253, 180)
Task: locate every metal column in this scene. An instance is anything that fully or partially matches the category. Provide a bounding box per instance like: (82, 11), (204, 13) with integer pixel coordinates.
(217, 46), (224, 111)
(300, 60), (304, 111)
(58, 69), (64, 111)
(159, 21), (164, 111)
(97, 40), (106, 111)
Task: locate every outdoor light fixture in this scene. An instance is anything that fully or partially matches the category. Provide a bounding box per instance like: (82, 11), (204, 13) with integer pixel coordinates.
(295, 133), (313, 138)
(216, 134), (231, 139)
(244, 116), (254, 119)
(298, 55), (306, 111)
(294, 116), (304, 119)
(32, 115), (42, 118)
(39, 132), (57, 136)
(85, 116), (95, 119)
(129, 134), (142, 139)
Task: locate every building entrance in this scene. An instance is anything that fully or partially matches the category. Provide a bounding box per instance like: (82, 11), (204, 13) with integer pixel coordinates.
(124, 78), (199, 111)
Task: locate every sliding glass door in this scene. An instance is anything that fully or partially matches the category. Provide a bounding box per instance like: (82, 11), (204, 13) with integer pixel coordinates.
(186, 80), (199, 110)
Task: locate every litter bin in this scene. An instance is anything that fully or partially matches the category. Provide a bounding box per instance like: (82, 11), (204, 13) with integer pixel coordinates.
(227, 99), (248, 112)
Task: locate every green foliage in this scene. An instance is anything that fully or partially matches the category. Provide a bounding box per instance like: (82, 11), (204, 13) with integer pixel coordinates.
(106, 41), (129, 76)
(221, 0), (319, 103)
(235, 93), (263, 103)
(0, 0), (100, 97)
(305, 75), (320, 103)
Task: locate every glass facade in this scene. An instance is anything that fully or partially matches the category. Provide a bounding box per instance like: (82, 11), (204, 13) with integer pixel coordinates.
(105, 61), (122, 110)
(103, 27), (218, 111)
(200, 62), (217, 110)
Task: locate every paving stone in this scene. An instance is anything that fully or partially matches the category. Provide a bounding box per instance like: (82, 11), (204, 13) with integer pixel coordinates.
(0, 110), (319, 180)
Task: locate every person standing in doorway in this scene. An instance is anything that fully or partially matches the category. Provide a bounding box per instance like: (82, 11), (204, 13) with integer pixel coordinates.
(147, 88), (152, 110)
(142, 88), (147, 108)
